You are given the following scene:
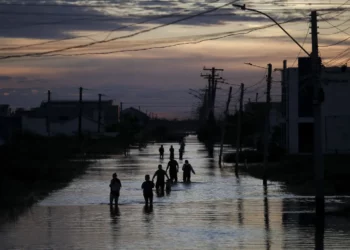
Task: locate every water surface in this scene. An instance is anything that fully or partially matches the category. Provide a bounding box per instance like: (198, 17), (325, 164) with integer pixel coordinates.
(1, 135), (350, 249)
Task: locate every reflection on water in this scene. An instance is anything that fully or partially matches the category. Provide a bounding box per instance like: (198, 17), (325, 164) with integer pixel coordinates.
(1, 135), (350, 249)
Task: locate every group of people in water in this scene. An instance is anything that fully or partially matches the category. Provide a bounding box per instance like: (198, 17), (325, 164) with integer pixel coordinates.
(159, 141), (185, 160)
(109, 142), (196, 207)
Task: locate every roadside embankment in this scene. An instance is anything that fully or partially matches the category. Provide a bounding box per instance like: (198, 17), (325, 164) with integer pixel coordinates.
(0, 135), (123, 209)
(237, 154), (350, 196)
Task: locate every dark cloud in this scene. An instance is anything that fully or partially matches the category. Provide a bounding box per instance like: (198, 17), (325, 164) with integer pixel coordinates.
(0, 0), (304, 40)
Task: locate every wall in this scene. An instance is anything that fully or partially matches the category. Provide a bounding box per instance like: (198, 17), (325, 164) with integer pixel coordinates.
(286, 68), (299, 154)
(286, 67), (350, 154)
(22, 116), (104, 136)
(322, 69), (350, 153)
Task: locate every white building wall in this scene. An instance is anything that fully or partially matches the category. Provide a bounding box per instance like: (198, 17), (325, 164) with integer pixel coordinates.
(286, 67), (350, 154)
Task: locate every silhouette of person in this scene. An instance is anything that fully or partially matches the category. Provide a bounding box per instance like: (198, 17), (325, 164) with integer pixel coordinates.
(180, 141), (185, 151)
(159, 145), (164, 159)
(179, 147), (184, 160)
(141, 174), (155, 207)
(166, 158), (179, 183)
(109, 173), (122, 206)
(182, 160), (196, 183)
(152, 164), (169, 194)
(169, 145), (174, 159)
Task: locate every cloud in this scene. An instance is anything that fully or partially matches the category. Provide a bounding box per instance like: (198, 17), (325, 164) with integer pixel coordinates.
(0, 76), (12, 81)
(0, 0), (307, 41)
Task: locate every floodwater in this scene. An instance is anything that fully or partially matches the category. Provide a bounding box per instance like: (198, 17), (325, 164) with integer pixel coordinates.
(1, 135), (350, 249)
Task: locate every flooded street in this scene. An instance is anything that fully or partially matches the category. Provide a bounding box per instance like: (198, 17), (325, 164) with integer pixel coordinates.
(2, 135), (350, 249)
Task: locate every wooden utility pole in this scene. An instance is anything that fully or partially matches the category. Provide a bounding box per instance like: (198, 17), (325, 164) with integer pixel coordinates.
(46, 90), (51, 136)
(98, 94), (102, 133)
(78, 87), (83, 139)
(235, 83), (244, 167)
(202, 67), (224, 117)
(120, 102), (123, 122)
(219, 86), (232, 166)
(311, 10), (324, 215)
(263, 64), (272, 186)
(282, 60), (287, 151)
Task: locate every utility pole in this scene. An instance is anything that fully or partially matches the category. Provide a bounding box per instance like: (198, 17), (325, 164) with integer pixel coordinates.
(98, 94), (102, 133)
(120, 102), (123, 122)
(219, 86), (232, 166)
(311, 10), (324, 215)
(202, 67), (224, 118)
(282, 60), (287, 151)
(46, 90), (51, 136)
(235, 83), (244, 168)
(78, 87), (83, 139)
(263, 64), (272, 186)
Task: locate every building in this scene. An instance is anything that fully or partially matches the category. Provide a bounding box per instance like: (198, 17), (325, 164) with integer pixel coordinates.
(284, 58), (350, 154)
(21, 100), (119, 136)
(0, 104), (10, 116)
(244, 102), (282, 132)
(121, 107), (149, 126)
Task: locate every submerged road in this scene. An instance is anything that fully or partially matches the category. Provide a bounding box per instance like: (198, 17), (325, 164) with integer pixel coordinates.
(1, 135), (350, 249)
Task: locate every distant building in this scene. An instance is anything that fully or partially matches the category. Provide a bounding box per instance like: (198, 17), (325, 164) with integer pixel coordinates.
(0, 104), (10, 116)
(121, 107), (149, 126)
(21, 100), (119, 136)
(244, 102), (282, 132)
(244, 102), (282, 148)
(284, 59), (350, 154)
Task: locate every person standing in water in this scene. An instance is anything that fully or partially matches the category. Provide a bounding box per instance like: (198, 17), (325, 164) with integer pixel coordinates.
(169, 145), (174, 159)
(159, 145), (164, 159)
(179, 147), (184, 160)
(152, 164), (169, 194)
(182, 160), (196, 183)
(141, 174), (155, 206)
(166, 157), (179, 183)
(109, 173), (122, 206)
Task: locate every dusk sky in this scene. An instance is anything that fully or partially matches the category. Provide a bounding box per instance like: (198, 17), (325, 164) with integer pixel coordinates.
(0, 0), (348, 119)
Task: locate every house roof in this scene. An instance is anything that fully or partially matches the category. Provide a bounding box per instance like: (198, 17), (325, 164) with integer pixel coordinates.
(40, 100), (113, 107)
(121, 107), (148, 119)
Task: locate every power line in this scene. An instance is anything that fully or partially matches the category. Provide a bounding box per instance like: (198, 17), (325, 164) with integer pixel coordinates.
(0, 0), (239, 60)
(319, 36), (350, 47)
(45, 18), (306, 58)
(292, 26), (310, 67)
(318, 15), (350, 35)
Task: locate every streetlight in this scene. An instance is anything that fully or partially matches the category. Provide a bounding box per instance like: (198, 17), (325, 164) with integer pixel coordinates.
(234, 4), (325, 218)
(244, 62), (267, 70)
(232, 4), (310, 57)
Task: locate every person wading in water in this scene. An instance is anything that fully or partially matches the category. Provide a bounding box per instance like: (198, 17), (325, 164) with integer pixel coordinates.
(166, 157), (179, 183)
(159, 145), (164, 159)
(152, 165), (169, 194)
(141, 174), (155, 207)
(169, 145), (175, 159)
(109, 173), (122, 206)
(182, 160), (196, 183)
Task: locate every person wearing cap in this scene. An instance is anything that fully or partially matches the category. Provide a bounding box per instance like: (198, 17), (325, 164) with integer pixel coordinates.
(109, 173), (122, 206)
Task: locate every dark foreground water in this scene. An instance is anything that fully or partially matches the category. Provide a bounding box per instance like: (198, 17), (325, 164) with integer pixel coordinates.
(1, 135), (350, 249)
